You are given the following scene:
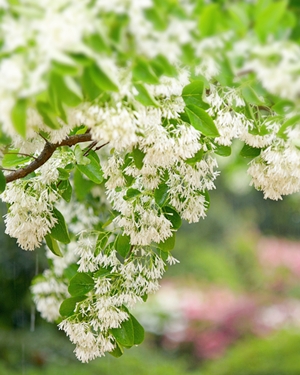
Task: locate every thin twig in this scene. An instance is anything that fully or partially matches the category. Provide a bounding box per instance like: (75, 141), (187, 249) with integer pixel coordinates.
(83, 141), (98, 156)
(37, 132), (51, 144)
(236, 69), (254, 77)
(0, 167), (16, 172)
(94, 142), (109, 152)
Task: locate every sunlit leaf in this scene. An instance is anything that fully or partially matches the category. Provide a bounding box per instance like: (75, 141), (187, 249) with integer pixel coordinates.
(185, 105), (219, 137)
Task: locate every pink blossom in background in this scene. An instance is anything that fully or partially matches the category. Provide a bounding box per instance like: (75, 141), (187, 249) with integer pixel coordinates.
(136, 236), (300, 361)
(258, 237), (300, 277)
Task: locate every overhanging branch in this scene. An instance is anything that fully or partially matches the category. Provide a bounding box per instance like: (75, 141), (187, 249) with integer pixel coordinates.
(5, 132), (93, 183)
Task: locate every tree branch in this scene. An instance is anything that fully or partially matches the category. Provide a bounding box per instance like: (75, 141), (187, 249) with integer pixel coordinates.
(5, 133), (93, 183)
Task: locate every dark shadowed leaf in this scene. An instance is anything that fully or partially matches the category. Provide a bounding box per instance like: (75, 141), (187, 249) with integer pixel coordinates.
(50, 208), (70, 244)
(11, 98), (27, 137)
(116, 234), (131, 257)
(163, 206), (182, 230)
(0, 170), (6, 194)
(45, 234), (63, 257)
(59, 295), (87, 317)
(110, 316), (134, 347)
(68, 272), (94, 297)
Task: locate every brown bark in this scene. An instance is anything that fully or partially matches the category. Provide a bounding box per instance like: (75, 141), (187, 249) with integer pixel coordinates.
(5, 133), (93, 183)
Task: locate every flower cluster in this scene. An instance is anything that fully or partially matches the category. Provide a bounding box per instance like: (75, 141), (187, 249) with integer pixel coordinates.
(248, 124), (300, 200)
(1, 149), (75, 250)
(31, 200), (99, 323)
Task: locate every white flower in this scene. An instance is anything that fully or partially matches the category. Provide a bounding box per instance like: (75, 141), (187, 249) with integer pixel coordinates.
(248, 125), (300, 200)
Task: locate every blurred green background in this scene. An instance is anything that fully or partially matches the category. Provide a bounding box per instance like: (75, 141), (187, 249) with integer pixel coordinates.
(2, 144), (300, 375)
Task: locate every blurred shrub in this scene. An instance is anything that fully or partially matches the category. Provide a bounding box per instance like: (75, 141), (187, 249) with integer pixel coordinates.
(202, 331), (300, 375)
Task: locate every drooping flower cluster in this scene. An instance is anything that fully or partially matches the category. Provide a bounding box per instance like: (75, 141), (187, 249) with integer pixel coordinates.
(248, 124), (300, 200)
(57, 229), (178, 362)
(31, 200), (99, 322)
(1, 149), (75, 250)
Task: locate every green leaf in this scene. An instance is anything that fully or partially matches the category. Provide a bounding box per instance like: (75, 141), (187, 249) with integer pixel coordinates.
(0, 130), (12, 146)
(228, 4), (249, 35)
(59, 295), (87, 317)
(198, 4), (221, 37)
(182, 81), (207, 108)
(74, 144), (90, 165)
(81, 67), (103, 101)
(163, 206), (182, 230)
(154, 183), (169, 207)
(84, 33), (110, 54)
(69, 53), (93, 66)
(150, 55), (177, 77)
(132, 147), (145, 169)
(159, 249), (169, 262)
(74, 169), (94, 200)
(57, 167), (70, 180)
(144, 7), (167, 31)
(68, 272), (94, 297)
(45, 234), (63, 257)
(60, 180), (73, 203)
(0, 170), (6, 194)
(88, 63), (118, 92)
(214, 145), (231, 157)
(158, 232), (176, 252)
(51, 60), (79, 75)
(134, 83), (159, 107)
(272, 100), (295, 115)
(255, 0), (288, 42)
(255, 0), (272, 17)
(123, 173), (134, 187)
(277, 115), (300, 139)
(185, 105), (219, 137)
(179, 110), (191, 124)
(185, 149), (204, 166)
(242, 86), (264, 106)
(216, 58), (234, 86)
(133, 58), (159, 84)
(124, 188), (141, 200)
(36, 101), (61, 129)
(109, 13), (128, 43)
(11, 98), (27, 137)
(63, 264), (78, 280)
(203, 190), (210, 210)
(116, 234), (131, 258)
(2, 151), (31, 168)
(110, 316), (134, 347)
(109, 342), (124, 358)
(131, 314), (145, 345)
(73, 125), (88, 135)
(94, 267), (112, 278)
(50, 208), (70, 244)
(88, 149), (100, 163)
(240, 144), (261, 158)
(181, 43), (196, 66)
(95, 232), (109, 256)
(76, 154), (104, 184)
(49, 72), (82, 108)
(46, 81), (67, 123)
